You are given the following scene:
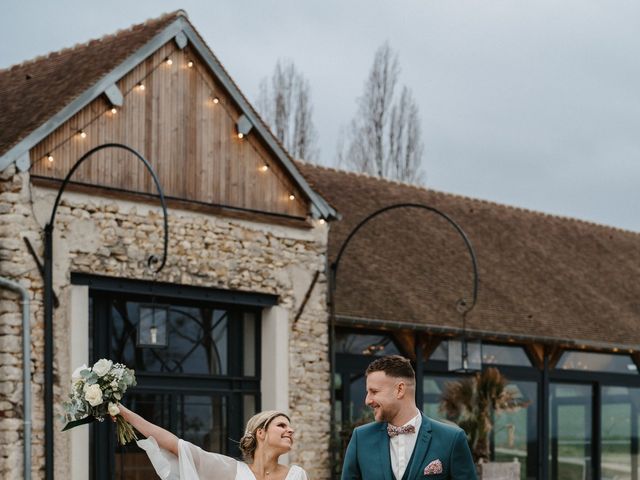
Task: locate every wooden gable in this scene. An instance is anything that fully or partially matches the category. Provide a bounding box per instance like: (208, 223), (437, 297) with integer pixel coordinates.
(29, 40), (309, 221)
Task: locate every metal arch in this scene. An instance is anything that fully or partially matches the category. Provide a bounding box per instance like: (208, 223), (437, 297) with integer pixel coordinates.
(327, 202), (479, 479)
(46, 142), (169, 272)
(330, 202), (478, 312)
(43, 142), (169, 479)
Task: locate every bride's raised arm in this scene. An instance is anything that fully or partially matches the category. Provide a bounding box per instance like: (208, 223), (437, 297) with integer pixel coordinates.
(118, 404), (179, 456)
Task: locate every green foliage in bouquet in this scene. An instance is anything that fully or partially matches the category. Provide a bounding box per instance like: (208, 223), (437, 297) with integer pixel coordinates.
(63, 359), (138, 445)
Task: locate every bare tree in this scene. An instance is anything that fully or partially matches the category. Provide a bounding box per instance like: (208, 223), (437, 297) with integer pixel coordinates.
(338, 42), (425, 184)
(256, 59), (319, 162)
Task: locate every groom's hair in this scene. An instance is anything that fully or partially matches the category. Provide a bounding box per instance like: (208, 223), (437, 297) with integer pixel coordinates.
(365, 355), (415, 381)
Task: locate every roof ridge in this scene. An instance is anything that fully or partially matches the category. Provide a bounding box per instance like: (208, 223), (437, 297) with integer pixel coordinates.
(297, 160), (640, 237)
(0, 10), (186, 73)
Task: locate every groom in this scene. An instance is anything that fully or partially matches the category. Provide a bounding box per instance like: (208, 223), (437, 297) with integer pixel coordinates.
(341, 355), (477, 479)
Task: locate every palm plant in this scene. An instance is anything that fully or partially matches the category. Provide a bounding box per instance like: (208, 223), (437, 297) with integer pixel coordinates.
(439, 367), (529, 463)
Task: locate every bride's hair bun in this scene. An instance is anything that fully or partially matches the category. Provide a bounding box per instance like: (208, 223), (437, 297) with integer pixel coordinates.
(238, 411), (290, 461)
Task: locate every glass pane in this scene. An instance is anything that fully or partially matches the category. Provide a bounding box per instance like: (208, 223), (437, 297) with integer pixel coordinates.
(243, 312), (256, 376)
(243, 394), (257, 427)
(493, 381), (538, 480)
(550, 383), (592, 480)
(557, 351), (638, 375)
(431, 341), (531, 367)
(178, 395), (227, 454)
(348, 372), (368, 422)
(601, 386), (640, 480)
(429, 341), (447, 361)
(482, 344), (531, 367)
(425, 375), (537, 479)
(423, 375), (459, 421)
(335, 331), (400, 356)
(111, 300), (230, 375)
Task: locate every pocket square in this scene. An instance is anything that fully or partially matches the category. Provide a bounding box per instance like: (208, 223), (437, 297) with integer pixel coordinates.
(424, 459), (443, 475)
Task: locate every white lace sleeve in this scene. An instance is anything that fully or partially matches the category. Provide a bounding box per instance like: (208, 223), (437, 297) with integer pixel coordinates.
(137, 437), (238, 479)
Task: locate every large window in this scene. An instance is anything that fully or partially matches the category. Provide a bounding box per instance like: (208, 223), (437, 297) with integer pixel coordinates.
(601, 386), (640, 480)
(86, 279), (268, 480)
(549, 383), (593, 480)
(423, 375), (538, 480)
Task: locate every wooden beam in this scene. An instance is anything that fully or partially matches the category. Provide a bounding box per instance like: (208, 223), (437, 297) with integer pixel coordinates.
(525, 343), (545, 370)
(392, 330), (416, 361)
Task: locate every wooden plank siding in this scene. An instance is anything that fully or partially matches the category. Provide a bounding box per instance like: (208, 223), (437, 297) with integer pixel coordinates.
(30, 41), (309, 220)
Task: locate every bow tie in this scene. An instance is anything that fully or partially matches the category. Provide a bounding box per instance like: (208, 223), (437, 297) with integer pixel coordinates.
(387, 424), (416, 437)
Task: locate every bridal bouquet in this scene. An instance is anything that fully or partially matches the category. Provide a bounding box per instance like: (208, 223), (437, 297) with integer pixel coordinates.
(62, 359), (138, 445)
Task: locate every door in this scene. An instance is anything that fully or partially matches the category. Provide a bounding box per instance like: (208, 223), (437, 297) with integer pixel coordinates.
(550, 383), (593, 480)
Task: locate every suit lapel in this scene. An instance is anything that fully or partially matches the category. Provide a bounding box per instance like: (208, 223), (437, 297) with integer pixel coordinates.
(403, 414), (433, 480)
(378, 422), (394, 480)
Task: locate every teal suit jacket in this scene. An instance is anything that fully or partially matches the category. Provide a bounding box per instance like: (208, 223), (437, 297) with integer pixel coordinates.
(341, 414), (477, 480)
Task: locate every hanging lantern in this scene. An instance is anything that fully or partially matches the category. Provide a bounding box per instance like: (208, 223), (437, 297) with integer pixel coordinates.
(137, 303), (169, 348)
(448, 335), (482, 372)
(448, 300), (481, 372)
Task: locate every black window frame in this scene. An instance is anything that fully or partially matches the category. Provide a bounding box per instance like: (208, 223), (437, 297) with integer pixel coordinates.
(77, 274), (276, 480)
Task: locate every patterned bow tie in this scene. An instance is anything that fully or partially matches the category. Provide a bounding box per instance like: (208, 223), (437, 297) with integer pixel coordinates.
(387, 424), (415, 437)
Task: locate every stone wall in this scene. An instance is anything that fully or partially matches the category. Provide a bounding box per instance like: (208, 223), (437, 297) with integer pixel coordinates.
(0, 165), (331, 479)
(0, 165), (45, 479)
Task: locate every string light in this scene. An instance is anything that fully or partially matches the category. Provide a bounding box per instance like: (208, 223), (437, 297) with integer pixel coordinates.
(318, 219), (326, 225)
(37, 48), (303, 215)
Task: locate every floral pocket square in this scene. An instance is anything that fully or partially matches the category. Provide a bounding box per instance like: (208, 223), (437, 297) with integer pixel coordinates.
(424, 459), (443, 475)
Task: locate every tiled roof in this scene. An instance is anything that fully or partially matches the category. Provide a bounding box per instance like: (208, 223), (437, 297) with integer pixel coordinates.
(298, 162), (640, 348)
(0, 11), (183, 156)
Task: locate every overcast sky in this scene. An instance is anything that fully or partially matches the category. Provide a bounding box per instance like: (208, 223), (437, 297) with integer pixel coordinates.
(3, 1), (639, 231)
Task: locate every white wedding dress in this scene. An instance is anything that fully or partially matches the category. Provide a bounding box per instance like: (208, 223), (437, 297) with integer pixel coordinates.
(137, 437), (309, 480)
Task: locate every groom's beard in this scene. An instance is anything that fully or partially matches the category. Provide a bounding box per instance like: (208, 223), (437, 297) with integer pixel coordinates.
(371, 404), (399, 423)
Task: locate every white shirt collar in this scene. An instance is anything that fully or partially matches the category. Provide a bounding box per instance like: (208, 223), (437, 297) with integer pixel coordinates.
(399, 409), (422, 430)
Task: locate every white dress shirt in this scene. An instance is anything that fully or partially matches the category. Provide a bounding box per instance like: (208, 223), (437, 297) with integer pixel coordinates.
(389, 410), (422, 480)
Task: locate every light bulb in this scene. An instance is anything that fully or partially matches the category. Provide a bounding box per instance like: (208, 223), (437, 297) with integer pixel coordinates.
(79, 130), (87, 139)
(111, 107), (117, 114)
(138, 82), (145, 90)
(289, 194), (295, 201)
(318, 219), (326, 225)
(260, 164), (269, 172)
(187, 61), (194, 68)
(165, 57), (173, 65)
(237, 132), (244, 139)
(47, 154), (54, 163)
(150, 326), (158, 345)
(212, 97), (219, 104)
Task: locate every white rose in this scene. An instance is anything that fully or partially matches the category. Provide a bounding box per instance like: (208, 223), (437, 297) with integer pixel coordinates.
(84, 384), (103, 407)
(71, 363), (88, 385)
(108, 402), (120, 416)
(92, 359), (113, 377)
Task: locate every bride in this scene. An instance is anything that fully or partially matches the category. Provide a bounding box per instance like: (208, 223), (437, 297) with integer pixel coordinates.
(119, 405), (308, 480)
